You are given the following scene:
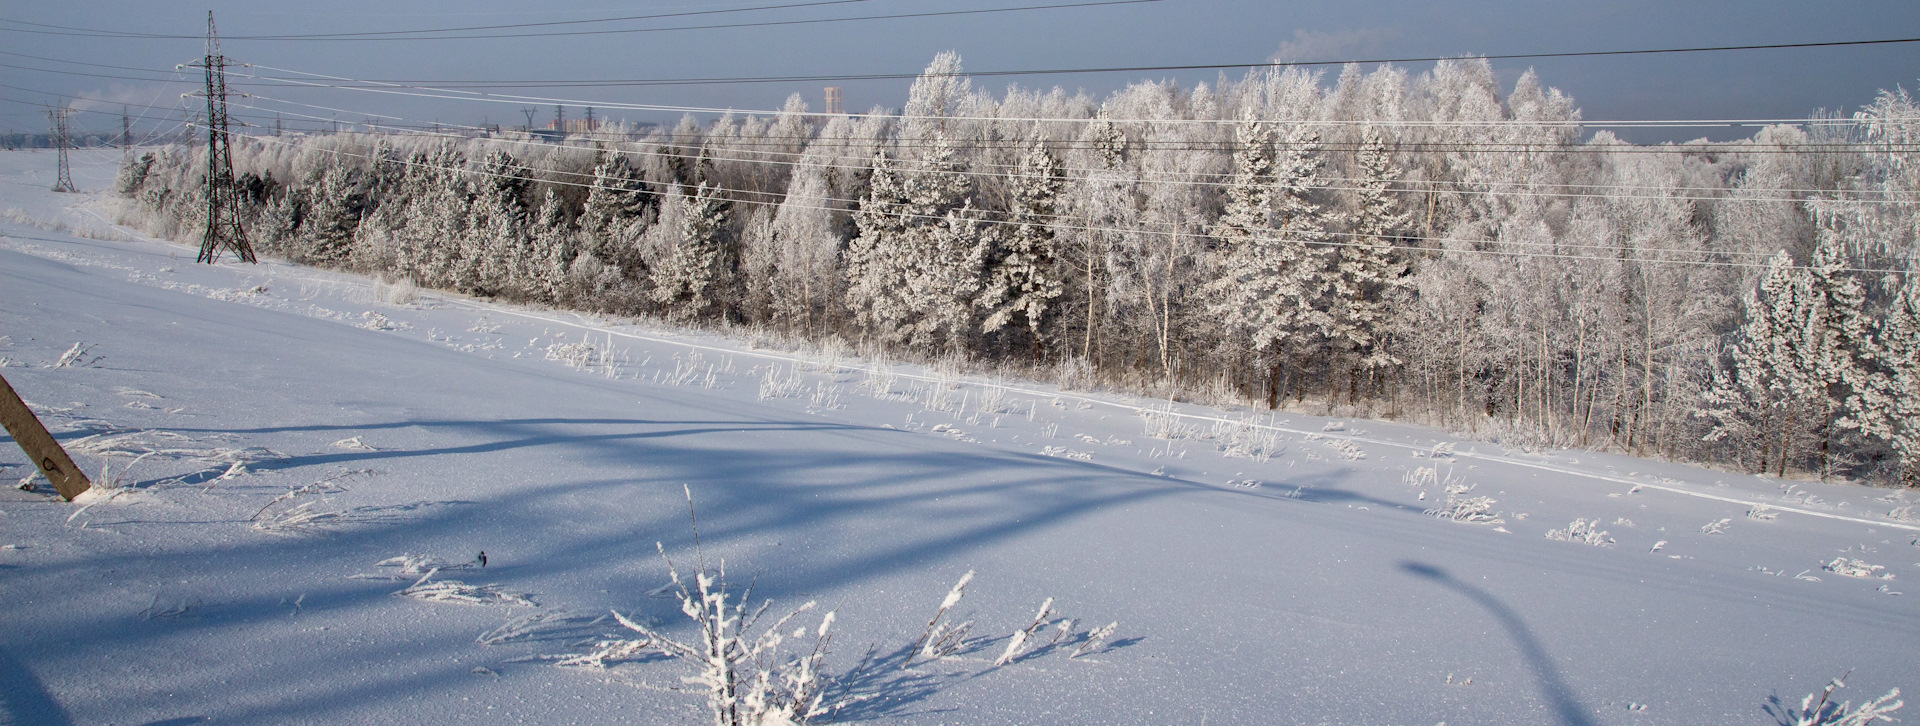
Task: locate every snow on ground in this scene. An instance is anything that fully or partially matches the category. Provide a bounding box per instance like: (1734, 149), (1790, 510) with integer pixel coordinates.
(2, 149), (1915, 725)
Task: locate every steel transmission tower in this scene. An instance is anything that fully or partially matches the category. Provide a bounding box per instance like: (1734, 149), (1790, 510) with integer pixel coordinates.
(47, 106), (75, 193)
(185, 12), (256, 264)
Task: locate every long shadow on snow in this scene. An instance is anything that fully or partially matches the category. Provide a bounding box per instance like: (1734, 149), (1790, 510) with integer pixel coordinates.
(0, 642), (74, 726)
(11, 421), (1243, 721)
(1399, 561), (1597, 726)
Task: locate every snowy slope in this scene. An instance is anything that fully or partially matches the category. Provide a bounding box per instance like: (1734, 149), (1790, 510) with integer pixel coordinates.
(1, 149), (1915, 725)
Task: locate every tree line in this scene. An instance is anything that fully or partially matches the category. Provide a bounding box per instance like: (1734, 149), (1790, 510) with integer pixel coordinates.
(118, 54), (1920, 485)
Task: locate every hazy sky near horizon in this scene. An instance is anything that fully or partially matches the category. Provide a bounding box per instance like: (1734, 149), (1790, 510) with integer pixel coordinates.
(4, 0), (1918, 143)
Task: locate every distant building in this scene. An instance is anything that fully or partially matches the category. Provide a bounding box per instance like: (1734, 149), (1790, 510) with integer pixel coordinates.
(825, 87), (844, 115)
(548, 118), (600, 134)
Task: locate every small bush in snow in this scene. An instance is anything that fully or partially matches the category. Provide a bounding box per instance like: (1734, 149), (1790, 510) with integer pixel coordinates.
(1425, 482), (1503, 525)
(610, 486), (845, 725)
(374, 277), (420, 305)
(1702, 518), (1733, 535)
(1749, 505), (1782, 521)
(545, 336), (602, 369)
(1823, 558), (1893, 580)
(1545, 518), (1614, 546)
(1766, 671), (1903, 725)
(1140, 409), (1200, 441)
(1209, 416), (1285, 462)
(759, 365), (804, 400)
(396, 571), (535, 606)
(806, 382), (842, 412)
(1404, 466), (1439, 488)
(994, 597), (1058, 666)
(51, 342), (100, 368)
(908, 570), (974, 667)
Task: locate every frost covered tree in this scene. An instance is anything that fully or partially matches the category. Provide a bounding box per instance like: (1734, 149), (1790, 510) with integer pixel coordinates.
(648, 182), (732, 322)
(1852, 279), (1920, 484)
(295, 161), (364, 267)
(980, 139), (1064, 355)
(527, 189), (573, 304)
(578, 150), (653, 278)
(1328, 127), (1411, 396)
(1706, 230), (1868, 478)
(845, 135), (986, 353)
(764, 159), (841, 335)
(1205, 116), (1335, 407)
(466, 150), (532, 297)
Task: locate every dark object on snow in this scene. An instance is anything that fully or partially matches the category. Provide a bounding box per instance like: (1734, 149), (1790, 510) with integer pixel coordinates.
(477, 551), (487, 567)
(17, 481), (34, 492)
(0, 372), (91, 501)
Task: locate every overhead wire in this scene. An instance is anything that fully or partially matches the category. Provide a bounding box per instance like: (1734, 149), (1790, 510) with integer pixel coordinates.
(228, 91), (1916, 210)
(12, 54), (1906, 206)
(0, 0), (1165, 41)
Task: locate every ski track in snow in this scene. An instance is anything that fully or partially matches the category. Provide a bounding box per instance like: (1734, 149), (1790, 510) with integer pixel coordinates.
(1, 150), (1916, 725)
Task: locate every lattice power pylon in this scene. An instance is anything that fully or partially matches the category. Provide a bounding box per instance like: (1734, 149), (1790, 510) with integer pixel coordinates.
(184, 11), (255, 264)
(47, 106), (75, 193)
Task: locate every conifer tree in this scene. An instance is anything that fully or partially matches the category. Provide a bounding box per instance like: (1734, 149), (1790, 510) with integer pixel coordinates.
(528, 188), (573, 304)
(980, 139), (1065, 355)
(649, 182), (732, 321)
(1329, 127), (1412, 394)
(578, 151), (653, 277)
(1205, 117), (1335, 407)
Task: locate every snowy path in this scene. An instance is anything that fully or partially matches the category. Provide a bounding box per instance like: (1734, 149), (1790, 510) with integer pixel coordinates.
(1, 150), (1915, 724)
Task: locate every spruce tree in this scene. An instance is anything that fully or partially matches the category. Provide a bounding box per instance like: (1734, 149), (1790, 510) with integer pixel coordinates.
(980, 139), (1065, 355)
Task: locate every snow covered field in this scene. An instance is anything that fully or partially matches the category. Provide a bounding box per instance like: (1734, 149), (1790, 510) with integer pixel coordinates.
(2, 149), (1915, 724)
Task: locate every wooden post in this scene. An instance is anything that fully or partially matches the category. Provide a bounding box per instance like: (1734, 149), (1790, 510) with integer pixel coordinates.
(0, 373), (90, 501)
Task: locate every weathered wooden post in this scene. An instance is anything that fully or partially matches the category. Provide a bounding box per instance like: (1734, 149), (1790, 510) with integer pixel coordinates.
(0, 373), (90, 501)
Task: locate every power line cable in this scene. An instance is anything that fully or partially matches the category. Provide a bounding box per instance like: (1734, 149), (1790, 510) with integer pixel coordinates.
(231, 93), (1917, 209)
(0, 1), (1164, 41)
(238, 63), (1920, 134)
(234, 36), (1920, 88)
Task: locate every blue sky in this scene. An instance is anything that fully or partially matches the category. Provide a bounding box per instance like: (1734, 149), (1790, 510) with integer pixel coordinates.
(4, 0), (1918, 142)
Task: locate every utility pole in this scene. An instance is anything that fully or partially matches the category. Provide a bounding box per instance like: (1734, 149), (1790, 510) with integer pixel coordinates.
(46, 104), (75, 193)
(520, 107), (537, 132)
(274, 114), (282, 137)
(554, 104), (565, 136)
(184, 12), (255, 264)
(121, 105), (132, 165)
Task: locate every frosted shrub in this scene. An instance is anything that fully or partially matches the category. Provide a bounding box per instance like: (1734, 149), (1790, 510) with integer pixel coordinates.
(52, 342), (99, 368)
(907, 570), (974, 667)
(975, 385), (1011, 415)
(1823, 558), (1893, 579)
(806, 382), (842, 412)
(545, 336), (601, 370)
(614, 487), (845, 726)
(1404, 466), (1439, 488)
(396, 571), (535, 606)
(1210, 417), (1285, 462)
(1055, 356), (1096, 391)
(1140, 408), (1200, 441)
(759, 365), (804, 400)
(374, 277), (420, 305)
(994, 598), (1058, 666)
(863, 357), (898, 398)
(1545, 518), (1614, 546)
(1767, 671), (1903, 725)
(1424, 482), (1503, 524)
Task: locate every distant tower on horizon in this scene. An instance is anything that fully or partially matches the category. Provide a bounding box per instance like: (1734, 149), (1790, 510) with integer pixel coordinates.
(824, 86), (844, 115)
